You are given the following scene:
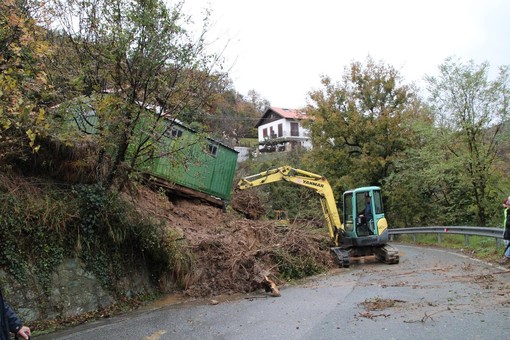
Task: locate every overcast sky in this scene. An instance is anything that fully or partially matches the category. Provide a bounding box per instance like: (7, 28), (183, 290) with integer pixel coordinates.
(182, 0), (510, 109)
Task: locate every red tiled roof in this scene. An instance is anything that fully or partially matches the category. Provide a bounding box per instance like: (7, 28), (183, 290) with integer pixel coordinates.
(270, 107), (306, 119)
(255, 107), (309, 127)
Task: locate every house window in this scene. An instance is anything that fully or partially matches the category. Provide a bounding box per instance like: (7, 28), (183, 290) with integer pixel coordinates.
(290, 122), (299, 136)
(207, 142), (218, 157)
(263, 128), (268, 138)
(165, 126), (183, 138)
(278, 124), (283, 137)
(270, 127), (276, 138)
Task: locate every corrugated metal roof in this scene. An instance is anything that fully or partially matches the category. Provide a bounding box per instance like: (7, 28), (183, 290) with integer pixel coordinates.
(164, 117), (238, 153)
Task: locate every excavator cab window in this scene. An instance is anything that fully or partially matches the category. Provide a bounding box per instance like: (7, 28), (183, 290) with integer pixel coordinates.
(343, 193), (354, 233)
(355, 191), (375, 237)
(373, 190), (383, 214)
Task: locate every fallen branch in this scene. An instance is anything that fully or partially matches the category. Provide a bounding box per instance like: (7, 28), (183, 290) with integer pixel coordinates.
(404, 309), (448, 324)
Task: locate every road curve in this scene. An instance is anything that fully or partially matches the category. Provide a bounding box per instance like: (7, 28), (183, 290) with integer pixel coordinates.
(37, 244), (510, 340)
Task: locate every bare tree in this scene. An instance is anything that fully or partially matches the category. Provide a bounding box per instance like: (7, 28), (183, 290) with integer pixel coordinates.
(48, 0), (227, 188)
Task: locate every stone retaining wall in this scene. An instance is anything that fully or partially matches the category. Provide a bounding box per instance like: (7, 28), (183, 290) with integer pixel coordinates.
(0, 258), (156, 322)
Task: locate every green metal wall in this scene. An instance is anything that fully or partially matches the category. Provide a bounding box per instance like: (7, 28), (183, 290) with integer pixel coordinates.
(149, 131), (238, 200)
(67, 101), (238, 201)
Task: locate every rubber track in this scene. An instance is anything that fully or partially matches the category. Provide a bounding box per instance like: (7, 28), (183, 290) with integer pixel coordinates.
(375, 244), (400, 264)
(330, 247), (350, 268)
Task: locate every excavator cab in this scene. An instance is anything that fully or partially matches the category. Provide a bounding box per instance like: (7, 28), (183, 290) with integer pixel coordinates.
(342, 187), (388, 246)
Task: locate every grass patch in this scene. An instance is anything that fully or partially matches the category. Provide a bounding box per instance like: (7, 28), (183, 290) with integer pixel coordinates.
(393, 234), (504, 262)
(238, 138), (258, 147)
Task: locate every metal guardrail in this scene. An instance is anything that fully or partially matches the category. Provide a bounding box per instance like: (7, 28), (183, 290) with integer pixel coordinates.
(388, 226), (505, 247)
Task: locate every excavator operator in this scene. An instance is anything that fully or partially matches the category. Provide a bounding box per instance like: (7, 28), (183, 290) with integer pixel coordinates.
(364, 193), (373, 222)
(357, 193), (373, 236)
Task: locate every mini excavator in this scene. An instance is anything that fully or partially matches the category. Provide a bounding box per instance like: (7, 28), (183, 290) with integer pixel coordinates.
(236, 166), (399, 267)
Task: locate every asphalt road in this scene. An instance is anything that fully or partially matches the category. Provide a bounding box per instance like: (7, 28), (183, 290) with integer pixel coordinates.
(37, 244), (510, 340)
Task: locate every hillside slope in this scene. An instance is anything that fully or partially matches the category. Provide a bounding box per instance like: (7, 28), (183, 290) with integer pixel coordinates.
(130, 186), (335, 297)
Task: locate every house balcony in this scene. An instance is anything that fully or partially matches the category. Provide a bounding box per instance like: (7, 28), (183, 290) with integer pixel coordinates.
(258, 136), (311, 153)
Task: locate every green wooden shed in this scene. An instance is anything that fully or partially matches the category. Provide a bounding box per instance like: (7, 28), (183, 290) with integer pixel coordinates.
(146, 119), (238, 204)
(65, 99), (238, 205)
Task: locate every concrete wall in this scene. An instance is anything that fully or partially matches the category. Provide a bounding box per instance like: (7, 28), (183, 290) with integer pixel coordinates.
(234, 147), (252, 162)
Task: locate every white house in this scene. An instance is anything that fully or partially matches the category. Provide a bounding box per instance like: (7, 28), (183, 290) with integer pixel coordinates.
(255, 107), (312, 152)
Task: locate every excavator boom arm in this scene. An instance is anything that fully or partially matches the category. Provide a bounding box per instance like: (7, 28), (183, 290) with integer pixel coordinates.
(236, 166), (344, 244)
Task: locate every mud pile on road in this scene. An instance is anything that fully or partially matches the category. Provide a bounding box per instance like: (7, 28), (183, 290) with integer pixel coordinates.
(134, 186), (335, 298)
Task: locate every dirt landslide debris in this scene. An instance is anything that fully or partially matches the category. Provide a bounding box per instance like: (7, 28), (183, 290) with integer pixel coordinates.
(131, 186), (335, 298)
(231, 189), (266, 220)
(357, 297), (406, 320)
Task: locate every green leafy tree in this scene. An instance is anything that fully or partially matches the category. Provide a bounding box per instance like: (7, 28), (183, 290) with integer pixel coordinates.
(304, 57), (428, 199)
(48, 0), (226, 189)
(0, 0), (52, 166)
(384, 119), (468, 227)
(425, 57), (510, 226)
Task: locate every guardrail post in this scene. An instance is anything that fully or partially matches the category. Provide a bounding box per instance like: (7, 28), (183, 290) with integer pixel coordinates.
(437, 233), (442, 244)
(413, 234), (416, 243)
(496, 238), (501, 248)
(464, 235), (469, 247)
